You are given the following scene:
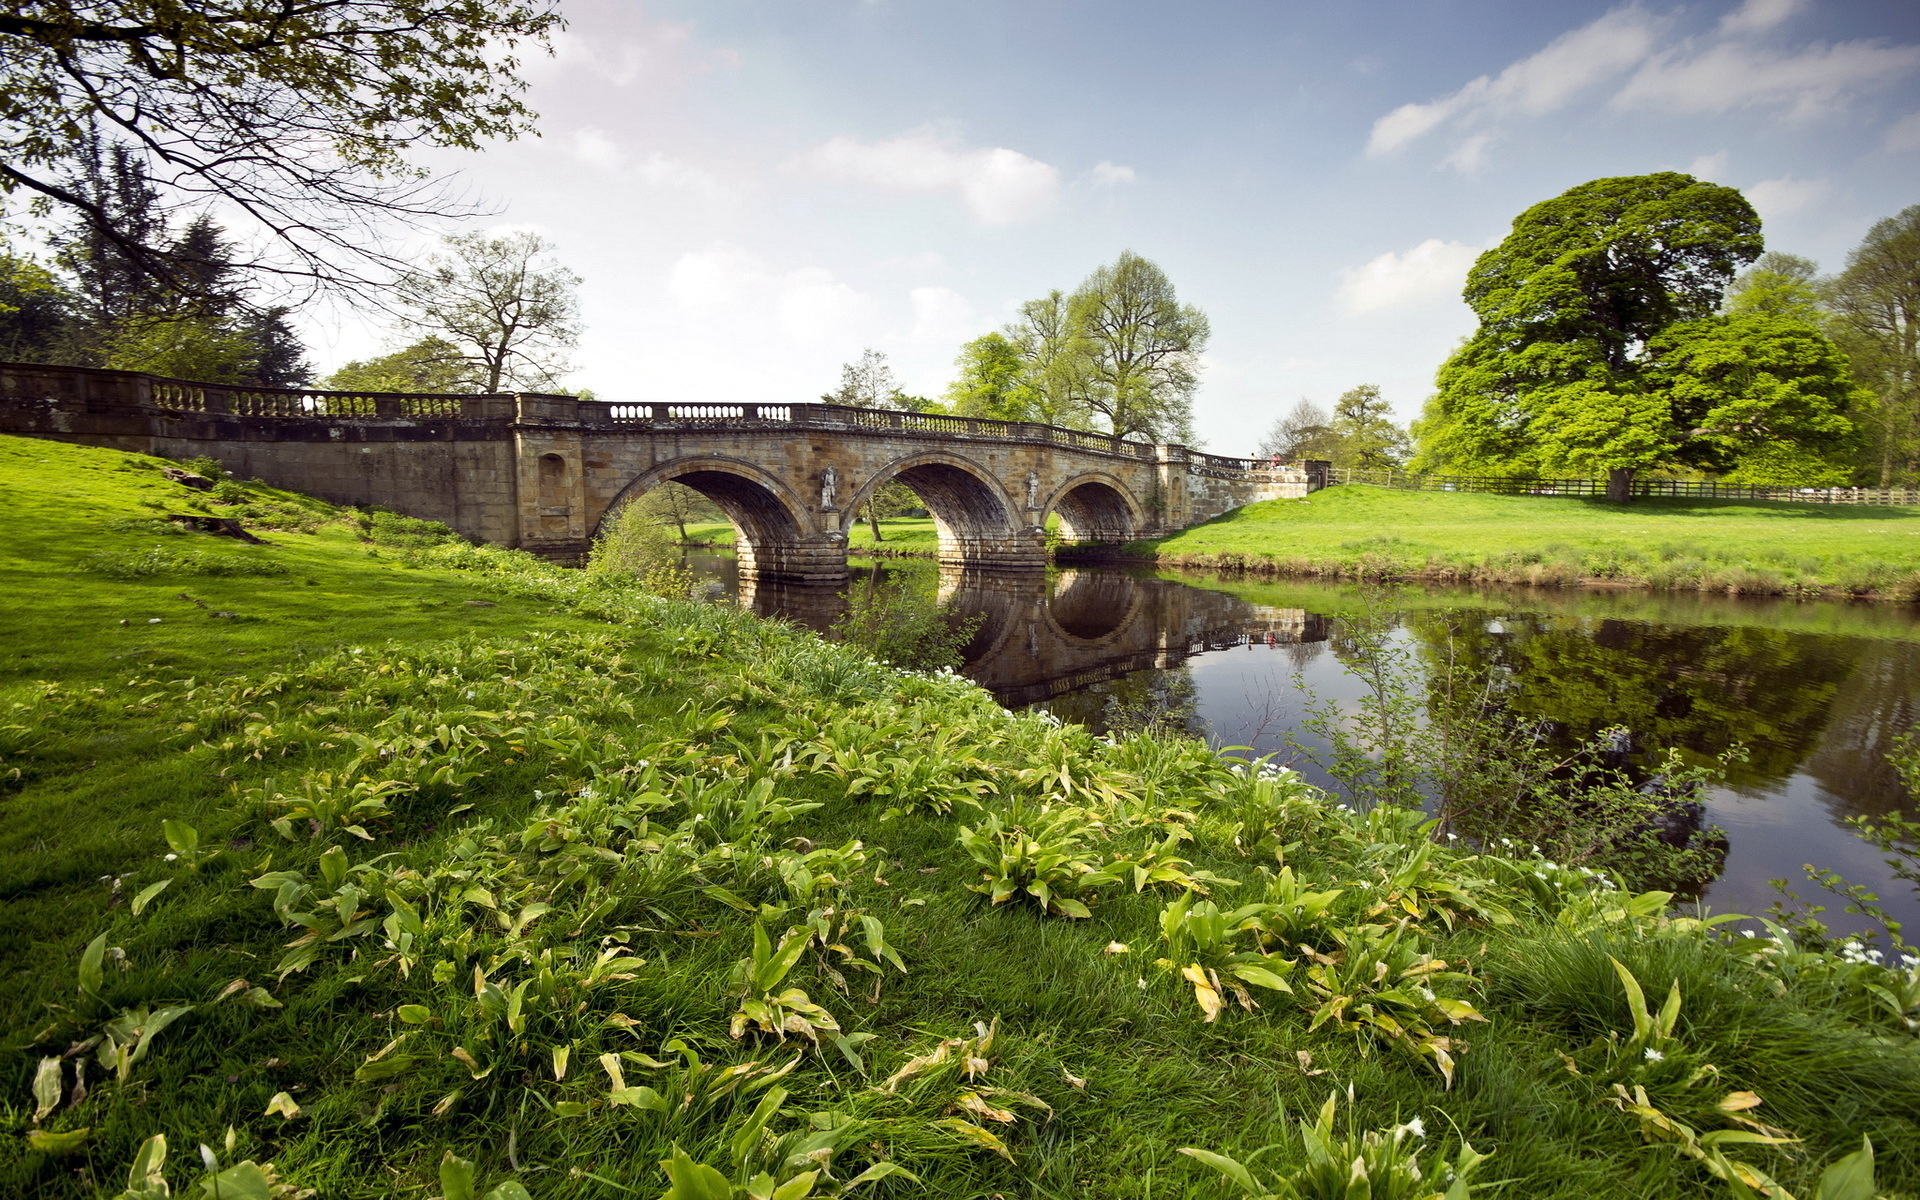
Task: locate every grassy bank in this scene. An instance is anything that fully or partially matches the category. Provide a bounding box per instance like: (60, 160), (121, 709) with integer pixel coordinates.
(1123, 485), (1920, 601)
(4, 436), (1919, 1198)
(680, 518), (942, 555)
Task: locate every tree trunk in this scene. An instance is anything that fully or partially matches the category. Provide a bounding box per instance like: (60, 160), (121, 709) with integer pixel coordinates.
(865, 503), (883, 542)
(1606, 467), (1635, 503)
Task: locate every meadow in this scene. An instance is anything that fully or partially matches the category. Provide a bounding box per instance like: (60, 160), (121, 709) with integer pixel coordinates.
(1125, 485), (1920, 600)
(1, 435), (1916, 1199)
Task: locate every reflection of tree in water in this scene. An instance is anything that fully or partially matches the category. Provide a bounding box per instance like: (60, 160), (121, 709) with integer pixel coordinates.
(1405, 612), (1862, 792)
(1800, 639), (1920, 825)
(1037, 666), (1203, 740)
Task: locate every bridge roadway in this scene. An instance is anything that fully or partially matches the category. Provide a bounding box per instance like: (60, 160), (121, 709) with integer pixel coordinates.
(0, 361), (1324, 581)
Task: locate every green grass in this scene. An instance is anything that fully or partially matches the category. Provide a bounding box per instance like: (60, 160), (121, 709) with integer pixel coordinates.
(3, 437), (1919, 1199)
(676, 518), (943, 554)
(1130, 484), (1920, 600)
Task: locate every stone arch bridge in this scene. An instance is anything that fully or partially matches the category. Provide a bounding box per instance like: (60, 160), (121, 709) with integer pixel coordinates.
(0, 362), (1325, 581)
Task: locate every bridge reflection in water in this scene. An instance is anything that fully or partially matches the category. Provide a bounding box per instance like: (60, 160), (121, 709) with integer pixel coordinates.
(718, 560), (1328, 708)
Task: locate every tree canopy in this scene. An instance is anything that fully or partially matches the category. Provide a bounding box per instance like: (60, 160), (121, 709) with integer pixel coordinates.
(392, 231), (580, 393)
(1826, 205), (1920, 487)
(1070, 250), (1208, 443)
(1412, 172), (1861, 500)
(0, 1), (562, 298)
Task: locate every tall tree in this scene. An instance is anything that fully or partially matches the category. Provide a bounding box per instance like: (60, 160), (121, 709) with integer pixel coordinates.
(1327, 385), (1412, 469)
(1726, 251), (1823, 322)
(1069, 251), (1208, 443)
(392, 231), (581, 393)
(0, 240), (73, 362)
(824, 347), (905, 408)
(1006, 290), (1092, 429)
(1826, 206), (1920, 487)
(0, 0), (562, 300)
(326, 337), (475, 393)
(945, 332), (1029, 420)
(1256, 398), (1335, 460)
(1413, 172), (1785, 500)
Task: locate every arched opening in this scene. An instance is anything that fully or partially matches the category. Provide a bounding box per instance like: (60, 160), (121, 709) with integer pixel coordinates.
(1049, 569), (1140, 641)
(1051, 478), (1138, 544)
(600, 460), (819, 580)
(850, 456), (1035, 569)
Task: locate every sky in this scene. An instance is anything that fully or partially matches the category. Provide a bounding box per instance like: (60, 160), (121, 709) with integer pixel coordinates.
(303, 0), (1920, 455)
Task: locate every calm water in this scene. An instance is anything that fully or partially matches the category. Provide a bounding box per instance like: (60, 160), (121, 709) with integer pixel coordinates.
(686, 551), (1920, 935)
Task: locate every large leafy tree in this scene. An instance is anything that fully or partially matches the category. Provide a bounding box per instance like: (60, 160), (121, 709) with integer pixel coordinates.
(1005, 290), (1092, 429)
(325, 336), (475, 394)
(1327, 385), (1412, 469)
(1069, 250), (1208, 443)
(1412, 172), (1850, 500)
(1826, 206), (1920, 487)
(0, 1), (561, 299)
(945, 332), (1030, 421)
(392, 231), (580, 393)
(1257, 398), (1336, 461)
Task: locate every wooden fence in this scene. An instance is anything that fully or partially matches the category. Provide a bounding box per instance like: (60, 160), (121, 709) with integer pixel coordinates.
(1324, 466), (1920, 508)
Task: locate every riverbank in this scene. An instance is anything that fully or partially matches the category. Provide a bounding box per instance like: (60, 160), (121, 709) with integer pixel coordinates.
(4, 436), (1918, 1197)
(1115, 484), (1920, 601)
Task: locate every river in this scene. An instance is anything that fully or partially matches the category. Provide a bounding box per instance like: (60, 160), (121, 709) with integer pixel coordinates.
(685, 550), (1920, 936)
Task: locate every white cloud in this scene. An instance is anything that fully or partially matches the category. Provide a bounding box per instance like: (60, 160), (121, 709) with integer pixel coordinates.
(879, 250), (949, 272)
(1336, 239), (1481, 315)
(1688, 150), (1732, 180)
(1441, 135), (1494, 174)
(531, 21), (739, 91)
(1089, 161), (1138, 186)
(806, 129), (1062, 225)
(570, 128), (626, 172)
(906, 286), (981, 346)
(1367, 6), (1663, 156)
(668, 243), (877, 348)
(1367, 2), (1920, 160)
(668, 242), (768, 310)
(1888, 111), (1920, 153)
(1718, 0), (1805, 37)
(1744, 175), (1832, 220)
(635, 153), (732, 201)
(1614, 38), (1920, 120)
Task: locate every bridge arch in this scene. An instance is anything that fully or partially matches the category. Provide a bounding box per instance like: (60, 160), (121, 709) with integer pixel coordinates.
(600, 455), (828, 580)
(1046, 472), (1142, 544)
(843, 450), (1044, 571)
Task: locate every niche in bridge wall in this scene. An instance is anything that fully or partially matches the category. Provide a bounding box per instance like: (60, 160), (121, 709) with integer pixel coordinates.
(537, 453), (572, 531)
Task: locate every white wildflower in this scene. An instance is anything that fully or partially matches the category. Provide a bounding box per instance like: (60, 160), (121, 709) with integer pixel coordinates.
(1643, 1048), (1664, 1062)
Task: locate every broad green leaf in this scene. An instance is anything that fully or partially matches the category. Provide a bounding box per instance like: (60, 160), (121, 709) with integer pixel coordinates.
(396, 1004), (431, 1024)
(1817, 1136), (1876, 1200)
(932, 1118), (1014, 1161)
(1177, 1147), (1261, 1194)
(1051, 897), (1092, 919)
(194, 1161), (271, 1200)
(440, 1152), (477, 1200)
(131, 879), (172, 915)
(1228, 963), (1294, 993)
(355, 1053), (415, 1083)
(31, 1057), (61, 1122)
(162, 819), (200, 856)
(126, 1134), (167, 1192)
(27, 1127), (90, 1155)
(78, 931), (108, 998)
(482, 1185), (533, 1200)
(658, 1147), (733, 1200)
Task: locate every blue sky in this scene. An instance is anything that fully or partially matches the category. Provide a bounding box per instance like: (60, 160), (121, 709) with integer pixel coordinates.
(311, 0), (1920, 453)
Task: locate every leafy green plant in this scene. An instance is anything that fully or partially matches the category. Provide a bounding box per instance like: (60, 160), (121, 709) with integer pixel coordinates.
(730, 921), (842, 1044)
(956, 807), (1123, 918)
(1299, 922), (1486, 1086)
(1155, 891), (1295, 1021)
(651, 1087), (914, 1199)
(1180, 1092), (1487, 1199)
(111, 1132), (317, 1200)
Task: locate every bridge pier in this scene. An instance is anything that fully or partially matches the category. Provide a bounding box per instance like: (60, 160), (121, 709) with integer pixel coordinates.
(738, 533), (852, 583)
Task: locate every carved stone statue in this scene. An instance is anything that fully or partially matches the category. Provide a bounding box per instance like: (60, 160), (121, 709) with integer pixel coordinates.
(820, 465), (838, 510)
(1025, 470), (1040, 510)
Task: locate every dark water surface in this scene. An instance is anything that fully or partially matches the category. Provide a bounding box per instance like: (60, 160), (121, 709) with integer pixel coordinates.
(685, 551), (1920, 935)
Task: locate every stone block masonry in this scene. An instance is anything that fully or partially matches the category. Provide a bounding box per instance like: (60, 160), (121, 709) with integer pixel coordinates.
(0, 361), (1325, 582)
